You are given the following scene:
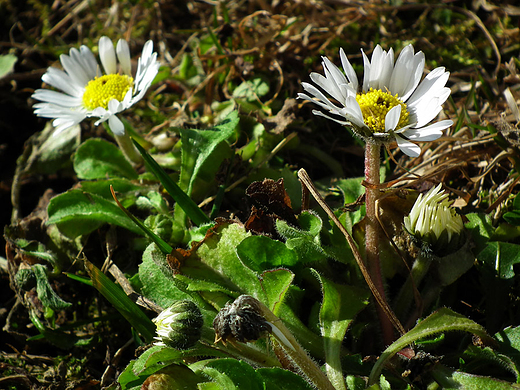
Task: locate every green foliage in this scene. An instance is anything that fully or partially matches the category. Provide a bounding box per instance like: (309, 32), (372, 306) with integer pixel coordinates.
(47, 189), (143, 238)
(73, 138), (138, 180)
(0, 53), (17, 78)
(32, 264), (72, 311)
(369, 308), (495, 385)
(236, 235), (299, 272)
(85, 260), (156, 343)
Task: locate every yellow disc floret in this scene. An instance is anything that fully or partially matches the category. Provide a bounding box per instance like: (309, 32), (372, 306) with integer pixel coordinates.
(356, 88), (409, 133)
(82, 74), (134, 110)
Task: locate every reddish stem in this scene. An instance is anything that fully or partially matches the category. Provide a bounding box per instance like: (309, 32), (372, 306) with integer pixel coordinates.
(364, 141), (394, 346)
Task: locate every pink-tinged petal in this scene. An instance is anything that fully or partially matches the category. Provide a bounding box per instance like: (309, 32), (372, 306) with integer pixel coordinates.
(99, 36), (117, 75)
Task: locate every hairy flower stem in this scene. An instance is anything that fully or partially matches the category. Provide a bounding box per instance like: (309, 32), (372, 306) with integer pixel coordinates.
(364, 141), (394, 346)
(114, 132), (143, 165)
(256, 300), (336, 390)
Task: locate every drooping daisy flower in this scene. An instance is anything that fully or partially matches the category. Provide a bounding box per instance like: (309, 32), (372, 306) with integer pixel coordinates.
(404, 184), (464, 249)
(297, 44), (453, 157)
(32, 36), (160, 136)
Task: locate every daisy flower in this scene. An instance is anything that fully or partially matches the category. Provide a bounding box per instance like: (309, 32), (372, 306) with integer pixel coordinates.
(32, 36), (160, 136)
(297, 44), (453, 157)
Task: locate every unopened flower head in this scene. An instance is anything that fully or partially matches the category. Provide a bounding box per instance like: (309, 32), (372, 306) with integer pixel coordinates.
(297, 44), (453, 157)
(153, 300), (203, 350)
(404, 184), (464, 251)
(32, 36), (160, 135)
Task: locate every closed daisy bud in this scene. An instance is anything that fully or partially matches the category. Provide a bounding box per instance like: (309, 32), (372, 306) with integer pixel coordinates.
(404, 184), (464, 254)
(153, 300), (203, 350)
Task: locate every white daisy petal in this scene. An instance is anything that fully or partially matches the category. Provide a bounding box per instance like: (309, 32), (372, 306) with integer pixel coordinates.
(108, 115), (125, 135)
(385, 105), (401, 132)
(395, 136), (421, 157)
(340, 48), (358, 91)
(297, 43), (452, 157)
(402, 120), (453, 141)
(33, 36), (160, 137)
(407, 68), (449, 107)
(79, 46), (99, 78)
(60, 53), (90, 87)
(42, 67), (84, 97)
(116, 39), (132, 76)
(99, 36), (117, 75)
(32, 89), (82, 107)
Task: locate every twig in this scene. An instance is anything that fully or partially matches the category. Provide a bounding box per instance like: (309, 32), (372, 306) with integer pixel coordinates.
(298, 169), (405, 336)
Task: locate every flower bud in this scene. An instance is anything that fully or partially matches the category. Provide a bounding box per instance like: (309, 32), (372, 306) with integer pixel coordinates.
(403, 184), (464, 254)
(153, 300), (203, 350)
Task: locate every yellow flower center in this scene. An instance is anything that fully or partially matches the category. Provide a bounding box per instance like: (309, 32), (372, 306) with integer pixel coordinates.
(82, 74), (134, 110)
(356, 88), (409, 133)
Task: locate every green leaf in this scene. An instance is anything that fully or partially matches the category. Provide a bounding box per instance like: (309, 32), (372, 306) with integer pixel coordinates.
(368, 308), (495, 385)
(0, 54), (17, 78)
(111, 189), (173, 255)
(138, 364), (202, 390)
(496, 326), (520, 379)
(195, 223), (264, 301)
(314, 270), (369, 390)
(504, 194), (520, 226)
(478, 242), (520, 279)
(465, 213), (494, 254)
(85, 260), (156, 342)
(79, 178), (143, 201)
(236, 235), (299, 272)
(276, 211), (328, 263)
(32, 264), (71, 311)
(190, 358), (265, 390)
(256, 368), (313, 390)
(232, 76), (270, 102)
(463, 344), (520, 381)
(178, 110), (238, 198)
(73, 138), (138, 180)
(433, 238), (475, 286)
(47, 189), (143, 238)
(119, 345), (225, 389)
(139, 244), (192, 309)
(133, 139), (210, 227)
(431, 364), (520, 389)
(334, 177), (365, 205)
(260, 268), (294, 314)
